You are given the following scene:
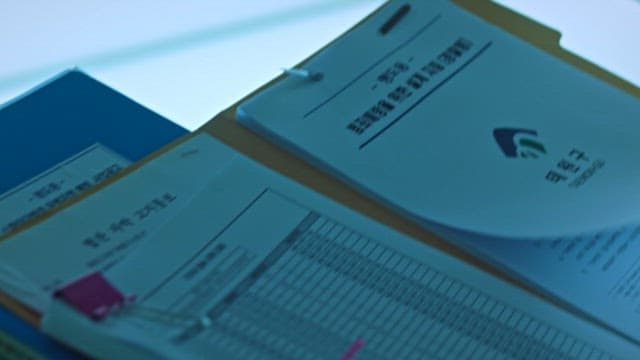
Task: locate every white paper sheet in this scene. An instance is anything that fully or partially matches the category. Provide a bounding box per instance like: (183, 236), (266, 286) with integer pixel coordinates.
(237, 0), (640, 239)
(43, 147), (639, 359)
(0, 143), (130, 236)
(430, 221), (640, 344)
(0, 134), (236, 311)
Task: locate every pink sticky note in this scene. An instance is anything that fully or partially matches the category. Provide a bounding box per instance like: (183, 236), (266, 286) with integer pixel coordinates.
(54, 272), (125, 320)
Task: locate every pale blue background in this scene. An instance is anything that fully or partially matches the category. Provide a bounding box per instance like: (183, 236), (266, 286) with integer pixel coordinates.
(1, 0), (638, 130)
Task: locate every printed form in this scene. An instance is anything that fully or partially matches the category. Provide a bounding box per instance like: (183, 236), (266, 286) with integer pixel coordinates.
(0, 143), (131, 236)
(237, 0), (640, 344)
(0, 134), (236, 312)
(43, 145), (639, 359)
(238, 0), (640, 239)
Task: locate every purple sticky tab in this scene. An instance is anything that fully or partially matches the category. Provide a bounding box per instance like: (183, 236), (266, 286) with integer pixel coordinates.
(54, 272), (125, 321)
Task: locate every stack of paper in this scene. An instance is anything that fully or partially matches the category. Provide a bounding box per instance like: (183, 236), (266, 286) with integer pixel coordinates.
(237, 0), (640, 346)
(39, 134), (640, 358)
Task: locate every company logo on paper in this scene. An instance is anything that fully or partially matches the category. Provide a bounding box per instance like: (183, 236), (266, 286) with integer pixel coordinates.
(493, 128), (546, 159)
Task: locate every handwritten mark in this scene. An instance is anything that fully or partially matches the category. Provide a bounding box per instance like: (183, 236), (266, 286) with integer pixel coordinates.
(379, 4), (411, 35)
(340, 338), (365, 360)
(180, 149), (200, 158)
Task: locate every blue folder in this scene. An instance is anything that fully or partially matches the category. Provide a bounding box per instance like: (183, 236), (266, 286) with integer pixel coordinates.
(0, 69), (187, 194)
(0, 69), (188, 357)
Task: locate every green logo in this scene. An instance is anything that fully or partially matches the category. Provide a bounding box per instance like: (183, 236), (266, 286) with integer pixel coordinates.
(493, 128), (546, 158)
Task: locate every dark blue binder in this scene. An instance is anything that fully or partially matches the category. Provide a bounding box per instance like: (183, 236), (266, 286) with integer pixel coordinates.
(0, 69), (187, 195)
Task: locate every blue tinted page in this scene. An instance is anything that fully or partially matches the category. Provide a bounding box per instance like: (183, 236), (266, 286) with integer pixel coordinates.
(237, 0), (640, 239)
(43, 151), (639, 359)
(236, 0), (640, 345)
(0, 134), (233, 312)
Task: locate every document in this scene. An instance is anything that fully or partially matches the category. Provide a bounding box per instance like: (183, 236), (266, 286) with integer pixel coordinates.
(237, 0), (640, 239)
(433, 222), (640, 345)
(0, 143), (130, 236)
(42, 145), (639, 359)
(0, 134), (236, 312)
(236, 0), (640, 344)
(0, 69), (186, 358)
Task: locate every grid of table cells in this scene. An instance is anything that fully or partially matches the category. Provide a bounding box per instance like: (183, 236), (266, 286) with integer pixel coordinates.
(175, 212), (614, 360)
